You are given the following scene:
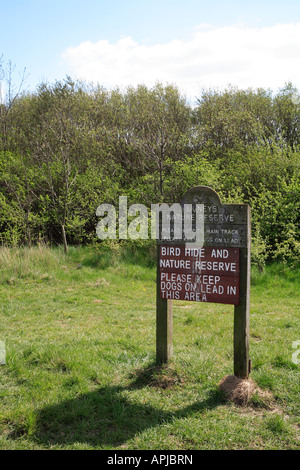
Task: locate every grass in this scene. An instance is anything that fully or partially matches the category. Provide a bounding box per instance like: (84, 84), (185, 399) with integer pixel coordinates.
(0, 243), (299, 450)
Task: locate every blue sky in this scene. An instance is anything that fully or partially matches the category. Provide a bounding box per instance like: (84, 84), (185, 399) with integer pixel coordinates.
(1, 1), (300, 102)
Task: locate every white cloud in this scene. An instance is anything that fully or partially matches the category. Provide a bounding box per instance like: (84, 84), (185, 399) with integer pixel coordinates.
(62, 23), (300, 101)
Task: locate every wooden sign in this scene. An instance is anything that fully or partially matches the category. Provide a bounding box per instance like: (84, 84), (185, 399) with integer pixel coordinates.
(159, 245), (240, 304)
(156, 186), (251, 379)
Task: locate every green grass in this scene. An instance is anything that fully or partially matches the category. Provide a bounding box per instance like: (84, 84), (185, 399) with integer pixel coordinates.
(0, 243), (299, 450)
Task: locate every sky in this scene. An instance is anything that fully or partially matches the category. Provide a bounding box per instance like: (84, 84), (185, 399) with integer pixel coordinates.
(1, 0), (300, 103)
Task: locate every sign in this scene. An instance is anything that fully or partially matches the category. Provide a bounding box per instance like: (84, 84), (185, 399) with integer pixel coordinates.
(156, 186), (251, 379)
(159, 245), (240, 304)
(157, 185), (248, 305)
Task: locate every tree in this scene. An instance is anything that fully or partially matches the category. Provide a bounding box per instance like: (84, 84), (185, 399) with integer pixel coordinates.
(194, 86), (277, 160)
(0, 57), (28, 151)
(26, 78), (91, 251)
(274, 83), (300, 151)
(124, 83), (192, 200)
(0, 151), (40, 245)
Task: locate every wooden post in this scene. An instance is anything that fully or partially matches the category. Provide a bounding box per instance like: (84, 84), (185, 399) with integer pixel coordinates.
(156, 245), (173, 363)
(234, 206), (251, 378)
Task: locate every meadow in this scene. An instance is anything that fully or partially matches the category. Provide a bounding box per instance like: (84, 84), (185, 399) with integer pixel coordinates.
(0, 243), (299, 450)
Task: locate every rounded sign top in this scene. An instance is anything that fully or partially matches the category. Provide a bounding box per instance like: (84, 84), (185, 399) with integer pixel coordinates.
(180, 186), (222, 207)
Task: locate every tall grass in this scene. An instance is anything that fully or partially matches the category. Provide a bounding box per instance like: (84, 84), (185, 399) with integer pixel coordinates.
(0, 241), (157, 285)
(67, 240), (156, 269)
(0, 244), (66, 284)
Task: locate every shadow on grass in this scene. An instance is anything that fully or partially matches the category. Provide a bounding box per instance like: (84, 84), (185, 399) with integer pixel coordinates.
(33, 364), (223, 448)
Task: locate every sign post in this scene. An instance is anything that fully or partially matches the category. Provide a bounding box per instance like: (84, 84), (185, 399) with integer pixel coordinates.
(156, 186), (251, 378)
(156, 244), (173, 364)
(233, 205), (251, 378)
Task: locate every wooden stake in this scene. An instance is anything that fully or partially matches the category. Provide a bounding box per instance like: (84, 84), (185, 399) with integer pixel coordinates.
(156, 245), (173, 363)
(234, 206), (251, 378)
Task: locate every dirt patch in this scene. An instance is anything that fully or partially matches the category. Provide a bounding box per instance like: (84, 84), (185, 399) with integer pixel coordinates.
(218, 375), (274, 407)
(149, 367), (185, 389)
(129, 363), (186, 389)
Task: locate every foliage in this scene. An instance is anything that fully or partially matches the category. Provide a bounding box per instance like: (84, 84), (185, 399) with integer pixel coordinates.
(0, 77), (299, 262)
